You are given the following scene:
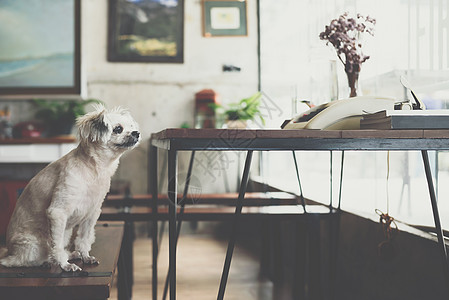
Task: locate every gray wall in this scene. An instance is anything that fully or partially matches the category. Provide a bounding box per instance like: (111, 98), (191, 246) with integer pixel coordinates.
(82, 0), (259, 194)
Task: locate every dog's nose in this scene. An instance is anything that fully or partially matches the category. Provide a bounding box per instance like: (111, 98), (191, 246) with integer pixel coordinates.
(132, 131), (140, 139)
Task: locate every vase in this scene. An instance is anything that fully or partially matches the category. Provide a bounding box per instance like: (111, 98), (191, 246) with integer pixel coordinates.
(345, 63), (360, 98)
(225, 120), (248, 129)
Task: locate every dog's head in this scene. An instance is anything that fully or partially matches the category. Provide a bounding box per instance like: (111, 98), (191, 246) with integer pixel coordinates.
(76, 105), (140, 151)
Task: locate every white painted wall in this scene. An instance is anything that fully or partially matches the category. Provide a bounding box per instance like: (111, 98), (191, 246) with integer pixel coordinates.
(81, 0), (259, 194)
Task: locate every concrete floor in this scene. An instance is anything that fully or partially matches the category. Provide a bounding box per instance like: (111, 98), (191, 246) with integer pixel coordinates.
(110, 222), (278, 300)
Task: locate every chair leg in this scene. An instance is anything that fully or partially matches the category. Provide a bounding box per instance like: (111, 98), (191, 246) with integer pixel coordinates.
(118, 221), (133, 300)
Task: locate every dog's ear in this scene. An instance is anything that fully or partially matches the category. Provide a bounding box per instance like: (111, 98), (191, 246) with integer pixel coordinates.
(76, 106), (110, 143)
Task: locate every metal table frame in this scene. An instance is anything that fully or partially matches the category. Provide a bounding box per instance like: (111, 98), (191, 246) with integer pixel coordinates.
(149, 128), (449, 300)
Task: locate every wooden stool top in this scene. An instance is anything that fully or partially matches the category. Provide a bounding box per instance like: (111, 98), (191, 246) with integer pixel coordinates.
(0, 222), (124, 300)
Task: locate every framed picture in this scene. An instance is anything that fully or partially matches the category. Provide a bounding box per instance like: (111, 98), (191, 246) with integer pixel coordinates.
(202, 0), (247, 37)
(0, 0), (81, 96)
(108, 0), (184, 63)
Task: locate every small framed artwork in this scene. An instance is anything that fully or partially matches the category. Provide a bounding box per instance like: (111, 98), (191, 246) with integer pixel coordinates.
(0, 0), (81, 96)
(202, 0), (247, 37)
(108, 0), (184, 63)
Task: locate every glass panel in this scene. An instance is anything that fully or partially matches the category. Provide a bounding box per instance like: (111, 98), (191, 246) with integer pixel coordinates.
(260, 0), (449, 229)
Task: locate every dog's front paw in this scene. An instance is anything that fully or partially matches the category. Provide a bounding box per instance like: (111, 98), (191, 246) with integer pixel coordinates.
(68, 251), (82, 262)
(61, 262), (82, 272)
(82, 255), (99, 265)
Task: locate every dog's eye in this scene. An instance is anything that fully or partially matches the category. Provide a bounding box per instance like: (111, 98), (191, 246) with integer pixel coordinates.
(113, 125), (123, 134)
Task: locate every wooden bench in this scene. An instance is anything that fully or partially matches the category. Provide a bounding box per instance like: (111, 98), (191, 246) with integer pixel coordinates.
(0, 222), (124, 300)
(98, 192), (334, 299)
(100, 204), (335, 221)
(99, 192), (334, 222)
(103, 191), (301, 207)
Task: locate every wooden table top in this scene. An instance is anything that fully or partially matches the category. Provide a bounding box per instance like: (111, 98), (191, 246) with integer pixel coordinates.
(150, 128), (449, 151)
(0, 222), (123, 300)
(151, 128), (449, 140)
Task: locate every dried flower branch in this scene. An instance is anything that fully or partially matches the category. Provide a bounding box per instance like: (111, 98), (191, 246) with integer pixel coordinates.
(319, 12), (376, 74)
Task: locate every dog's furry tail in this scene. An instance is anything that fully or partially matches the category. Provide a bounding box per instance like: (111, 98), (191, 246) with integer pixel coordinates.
(0, 247), (7, 259)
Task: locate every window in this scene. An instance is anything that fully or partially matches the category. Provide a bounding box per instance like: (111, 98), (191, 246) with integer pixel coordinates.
(259, 0), (449, 229)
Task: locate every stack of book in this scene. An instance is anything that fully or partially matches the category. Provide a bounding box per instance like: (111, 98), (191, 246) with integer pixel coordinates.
(360, 110), (449, 130)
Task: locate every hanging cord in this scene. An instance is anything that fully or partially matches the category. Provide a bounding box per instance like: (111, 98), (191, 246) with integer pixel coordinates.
(375, 208), (399, 260)
(386, 151), (390, 214)
(375, 151), (399, 260)
(375, 209), (398, 242)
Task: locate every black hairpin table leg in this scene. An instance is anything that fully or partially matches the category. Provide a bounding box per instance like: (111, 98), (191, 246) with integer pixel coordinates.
(329, 151), (344, 300)
(217, 150), (254, 300)
(421, 150), (449, 292)
(292, 151), (306, 211)
(168, 149), (178, 300)
(149, 143), (159, 300)
(162, 151), (196, 300)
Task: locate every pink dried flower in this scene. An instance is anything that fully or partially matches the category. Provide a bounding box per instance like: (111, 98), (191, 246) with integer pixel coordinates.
(320, 12), (376, 73)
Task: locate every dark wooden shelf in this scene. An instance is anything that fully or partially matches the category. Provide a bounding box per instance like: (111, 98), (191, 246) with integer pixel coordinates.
(0, 136), (76, 145)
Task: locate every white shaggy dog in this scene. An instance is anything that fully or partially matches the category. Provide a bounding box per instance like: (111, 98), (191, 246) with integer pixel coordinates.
(0, 105), (140, 272)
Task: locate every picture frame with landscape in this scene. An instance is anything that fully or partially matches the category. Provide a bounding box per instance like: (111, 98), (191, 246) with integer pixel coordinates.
(107, 0), (184, 63)
(0, 0), (81, 96)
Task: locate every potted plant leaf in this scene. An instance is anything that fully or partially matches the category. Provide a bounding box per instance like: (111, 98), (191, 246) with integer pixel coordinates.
(33, 98), (102, 137)
(211, 92), (265, 128)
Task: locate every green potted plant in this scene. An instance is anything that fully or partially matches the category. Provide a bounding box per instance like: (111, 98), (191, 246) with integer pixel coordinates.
(33, 98), (102, 137)
(211, 92), (265, 128)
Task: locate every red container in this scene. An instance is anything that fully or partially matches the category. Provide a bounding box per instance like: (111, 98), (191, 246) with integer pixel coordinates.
(0, 181), (28, 239)
(194, 89), (219, 128)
